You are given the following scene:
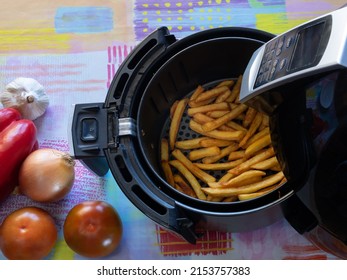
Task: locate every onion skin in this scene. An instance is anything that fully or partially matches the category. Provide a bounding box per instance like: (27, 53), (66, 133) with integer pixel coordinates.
(18, 148), (75, 202)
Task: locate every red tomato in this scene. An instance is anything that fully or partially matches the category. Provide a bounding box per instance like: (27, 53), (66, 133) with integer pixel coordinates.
(0, 119), (37, 202)
(63, 201), (123, 258)
(0, 207), (57, 260)
(0, 108), (21, 132)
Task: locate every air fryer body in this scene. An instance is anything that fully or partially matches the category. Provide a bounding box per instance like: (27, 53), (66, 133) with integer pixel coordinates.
(251, 69), (347, 259)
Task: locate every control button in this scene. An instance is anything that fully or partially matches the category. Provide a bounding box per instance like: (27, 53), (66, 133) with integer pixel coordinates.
(265, 60), (272, 71)
(265, 42), (272, 53)
(268, 49), (275, 60)
(276, 36), (285, 56)
(259, 60), (266, 71)
(286, 36), (293, 48)
(279, 58), (287, 70)
(259, 63), (265, 74)
(81, 118), (98, 142)
(269, 66), (277, 80)
(273, 59), (279, 68)
(271, 40), (278, 51)
(278, 36), (285, 49)
(262, 70), (270, 83)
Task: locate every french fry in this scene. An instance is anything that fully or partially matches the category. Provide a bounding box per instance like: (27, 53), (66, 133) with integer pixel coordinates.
(161, 161), (175, 187)
(226, 75), (242, 103)
(259, 114), (270, 130)
(245, 134), (272, 158)
(174, 183), (184, 192)
(195, 85), (229, 103)
(160, 138), (175, 187)
(174, 174), (197, 198)
(201, 103), (248, 132)
(229, 103), (239, 110)
(169, 160), (207, 200)
(161, 138), (170, 162)
(250, 156), (279, 170)
(189, 146), (221, 161)
(189, 97), (216, 108)
(202, 143), (239, 164)
(210, 176), (263, 189)
(192, 112), (214, 124)
(242, 107), (257, 128)
(199, 138), (235, 148)
(243, 127), (270, 148)
(222, 196), (239, 202)
(206, 110), (230, 118)
(278, 177), (287, 186)
(226, 120), (247, 132)
(190, 119), (245, 141)
(239, 111), (263, 148)
(218, 170), (266, 188)
(170, 100), (179, 120)
(192, 113), (235, 131)
(169, 98), (188, 150)
(187, 102), (230, 116)
(215, 89), (232, 103)
(175, 137), (210, 150)
(228, 150), (245, 161)
(207, 195), (225, 202)
(216, 80), (235, 88)
(195, 158), (245, 170)
(235, 113), (245, 121)
(202, 171), (284, 197)
(270, 164), (282, 172)
(228, 147), (275, 175)
(239, 176), (287, 201)
(218, 172), (235, 183)
(171, 149), (216, 183)
(190, 85), (205, 101)
(237, 184), (279, 201)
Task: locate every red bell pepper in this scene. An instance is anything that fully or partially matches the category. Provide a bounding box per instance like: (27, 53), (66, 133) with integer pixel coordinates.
(0, 119), (37, 202)
(0, 108), (21, 132)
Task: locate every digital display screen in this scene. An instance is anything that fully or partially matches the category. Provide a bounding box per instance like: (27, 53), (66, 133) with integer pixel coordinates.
(289, 22), (325, 71)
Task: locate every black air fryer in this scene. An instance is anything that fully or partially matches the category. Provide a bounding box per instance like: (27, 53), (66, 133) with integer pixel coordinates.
(69, 7), (347, 259)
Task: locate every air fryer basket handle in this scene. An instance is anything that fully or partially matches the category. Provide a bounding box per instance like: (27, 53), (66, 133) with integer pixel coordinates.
(69, 103), (110, 176)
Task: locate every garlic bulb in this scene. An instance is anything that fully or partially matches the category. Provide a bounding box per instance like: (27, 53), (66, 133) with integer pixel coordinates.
(0, 77), (49, 120)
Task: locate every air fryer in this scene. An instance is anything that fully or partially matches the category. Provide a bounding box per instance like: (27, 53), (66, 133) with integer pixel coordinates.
(69, 25), (347, 258)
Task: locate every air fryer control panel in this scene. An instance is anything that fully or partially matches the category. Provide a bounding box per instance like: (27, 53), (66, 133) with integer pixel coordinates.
(240, 6), (347, 103)
(255, 17), (330, 88)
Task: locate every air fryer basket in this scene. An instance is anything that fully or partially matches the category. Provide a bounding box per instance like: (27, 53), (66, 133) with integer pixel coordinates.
(71, 27), (294, 243)
(134, 32), (292, 224)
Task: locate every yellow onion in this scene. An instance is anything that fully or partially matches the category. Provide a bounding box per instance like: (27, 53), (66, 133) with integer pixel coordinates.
(18, 148), (75, 202)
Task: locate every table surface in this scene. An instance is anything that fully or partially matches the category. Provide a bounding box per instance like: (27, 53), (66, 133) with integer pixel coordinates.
(0, 0), (345, 260)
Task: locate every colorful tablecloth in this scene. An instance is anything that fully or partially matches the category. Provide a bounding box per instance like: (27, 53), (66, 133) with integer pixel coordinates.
(0, 0), (345, 260)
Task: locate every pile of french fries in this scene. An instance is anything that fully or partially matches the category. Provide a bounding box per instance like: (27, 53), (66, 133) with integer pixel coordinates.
(161, 75), (286, 202)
